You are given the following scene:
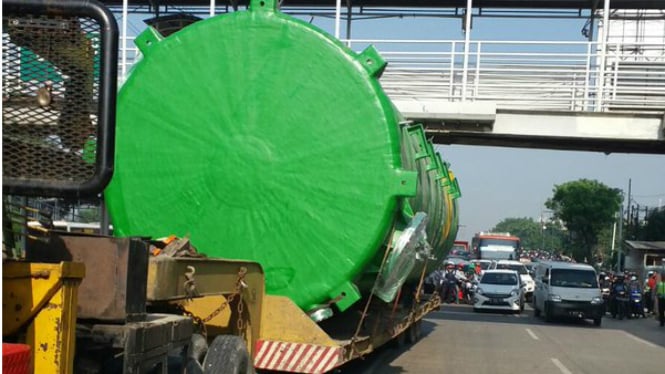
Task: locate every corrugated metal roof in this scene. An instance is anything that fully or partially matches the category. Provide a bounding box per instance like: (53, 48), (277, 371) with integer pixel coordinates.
(625, 241), (665, 251)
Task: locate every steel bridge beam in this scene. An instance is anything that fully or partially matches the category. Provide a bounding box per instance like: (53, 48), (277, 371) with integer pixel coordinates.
(394, 100), (665, 154)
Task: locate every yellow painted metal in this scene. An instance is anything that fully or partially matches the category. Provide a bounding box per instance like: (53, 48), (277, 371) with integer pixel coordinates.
(2, 261), (85, 374)
(180, 294), (258, 357)
(147, 256), (265, 358)
(259, 295), (337, 346)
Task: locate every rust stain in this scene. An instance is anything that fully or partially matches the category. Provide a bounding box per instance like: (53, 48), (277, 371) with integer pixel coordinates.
(40, 342), (48, 352)
(54, 317), (62, 366)
(45, 302), (60, 310)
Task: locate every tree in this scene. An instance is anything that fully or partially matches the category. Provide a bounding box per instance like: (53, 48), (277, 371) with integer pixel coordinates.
(545, 179), (622, 263)
(643, 207), (665, 240)
(492, 217), (540, 249)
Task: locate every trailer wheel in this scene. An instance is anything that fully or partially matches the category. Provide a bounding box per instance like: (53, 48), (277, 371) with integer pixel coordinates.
(405, 321), (420, 344)
(202, 335), (253, 374)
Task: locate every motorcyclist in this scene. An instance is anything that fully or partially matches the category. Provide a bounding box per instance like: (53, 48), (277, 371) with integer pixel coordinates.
(425, 266), (444, 295)
(600, 276), (611, 314)
(610, 274), (629, 319)
(628, 275), (644, 318)
(629, 275), (641, 293)
(440, 263), (459, 304)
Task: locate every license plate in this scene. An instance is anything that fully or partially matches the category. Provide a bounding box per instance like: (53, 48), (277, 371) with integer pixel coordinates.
(489, 298), (503, 304)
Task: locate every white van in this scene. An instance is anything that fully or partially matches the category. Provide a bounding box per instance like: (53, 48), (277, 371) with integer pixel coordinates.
(532, 261), (603, 327)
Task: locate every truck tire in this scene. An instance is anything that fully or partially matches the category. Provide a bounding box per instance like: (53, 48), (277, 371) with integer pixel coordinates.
(414, 320), (422, 341)
(406, 322), (418, 344)
(405, 319), (423, 344)
(202, 335), (253, 374)
(533, 297), (540, 317)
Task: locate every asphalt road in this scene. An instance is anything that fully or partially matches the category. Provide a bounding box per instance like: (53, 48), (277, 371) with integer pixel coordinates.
(339, 304), (665, 374)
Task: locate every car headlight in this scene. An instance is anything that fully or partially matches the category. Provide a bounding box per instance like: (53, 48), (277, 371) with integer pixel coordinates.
(591, 297), (602, 304)
(511, 289), (519, 296)
(550, 294), (562, 302)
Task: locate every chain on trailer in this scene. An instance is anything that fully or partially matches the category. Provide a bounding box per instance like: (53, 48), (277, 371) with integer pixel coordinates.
(178, 265), (249, 339)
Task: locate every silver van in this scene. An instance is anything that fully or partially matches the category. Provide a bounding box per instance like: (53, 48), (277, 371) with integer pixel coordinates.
(532, 261), (603, 327)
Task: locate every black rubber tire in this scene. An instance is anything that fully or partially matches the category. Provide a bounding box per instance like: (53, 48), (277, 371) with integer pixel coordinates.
(618, 302), (625, 320)
(202, 335), (252, 374)
(405, 322), (418, 344)
(389, 331), (406, 349)
(544, 304), (553, 323)
(414, 320), (422, 341)
(533, 298), (541, 317)
(594, 317), (602, 327)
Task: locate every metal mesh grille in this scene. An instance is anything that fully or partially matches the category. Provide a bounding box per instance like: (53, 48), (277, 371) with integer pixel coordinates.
(2, 14), (101, 187)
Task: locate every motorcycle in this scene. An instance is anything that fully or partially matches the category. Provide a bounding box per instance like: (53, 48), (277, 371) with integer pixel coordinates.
(611, 290), (629, 320)
(438, 276), (458, 304)
(629, 290), (646, 318)
(460, 280), (475, 304)
(601, 287), (610, 314)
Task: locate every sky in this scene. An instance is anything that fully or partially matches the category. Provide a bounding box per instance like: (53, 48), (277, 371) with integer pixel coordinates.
(118, 6), (665, 243)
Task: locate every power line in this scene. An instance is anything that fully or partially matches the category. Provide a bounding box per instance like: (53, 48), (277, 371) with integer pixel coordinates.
(632, 193), (665, 198)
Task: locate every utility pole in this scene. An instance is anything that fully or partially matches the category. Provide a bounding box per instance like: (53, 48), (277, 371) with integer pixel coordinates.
(617, 178), (630, 272)
(617, 204), (623, 272)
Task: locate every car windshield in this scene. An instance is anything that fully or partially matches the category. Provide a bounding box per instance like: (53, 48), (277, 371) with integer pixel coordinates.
(550, 269), (598, 288)
(496, 263), (527, 275)
(481, 272), (518, 285)
(477, 262), (491, 270)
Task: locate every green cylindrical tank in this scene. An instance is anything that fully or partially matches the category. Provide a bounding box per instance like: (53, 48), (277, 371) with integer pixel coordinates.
(105, 0), (460, 313)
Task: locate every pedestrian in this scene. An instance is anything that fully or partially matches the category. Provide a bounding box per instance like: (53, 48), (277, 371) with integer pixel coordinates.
(644, 271), (656, 314)
(656, 271), (665, 327)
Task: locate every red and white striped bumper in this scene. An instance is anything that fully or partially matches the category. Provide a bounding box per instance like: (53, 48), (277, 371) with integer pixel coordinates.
(254, 340), (343, 373)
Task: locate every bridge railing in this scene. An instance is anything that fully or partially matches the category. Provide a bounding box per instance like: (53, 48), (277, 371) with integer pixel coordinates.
(346, 39), (665, 113)
(117, 38), (665, 113)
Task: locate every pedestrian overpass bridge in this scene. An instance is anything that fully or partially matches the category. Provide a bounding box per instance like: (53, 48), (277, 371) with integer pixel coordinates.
(108, 1), (665, 154)
(366, 39), (665, 154)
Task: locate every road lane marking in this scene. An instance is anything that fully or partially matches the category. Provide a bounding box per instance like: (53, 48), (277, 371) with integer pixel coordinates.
(622, 332), (659, 349)
(551, 358), (573, 374)
(525, 328), (539, 340)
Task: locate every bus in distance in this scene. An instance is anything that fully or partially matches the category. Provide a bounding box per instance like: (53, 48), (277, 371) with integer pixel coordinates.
(472, 232), (521, 261)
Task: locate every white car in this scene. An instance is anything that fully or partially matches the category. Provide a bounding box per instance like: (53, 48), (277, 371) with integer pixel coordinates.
(489, 260), (535, 301)
(473, 269), (525, 313)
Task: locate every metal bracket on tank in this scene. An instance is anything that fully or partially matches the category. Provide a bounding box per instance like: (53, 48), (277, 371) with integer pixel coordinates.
(404, 124), (431, 161)
(392, 169), (418, 197)
(135, 26), (164, 56)
(357, 46), (387, 78)
(250, 0), (278, 12)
